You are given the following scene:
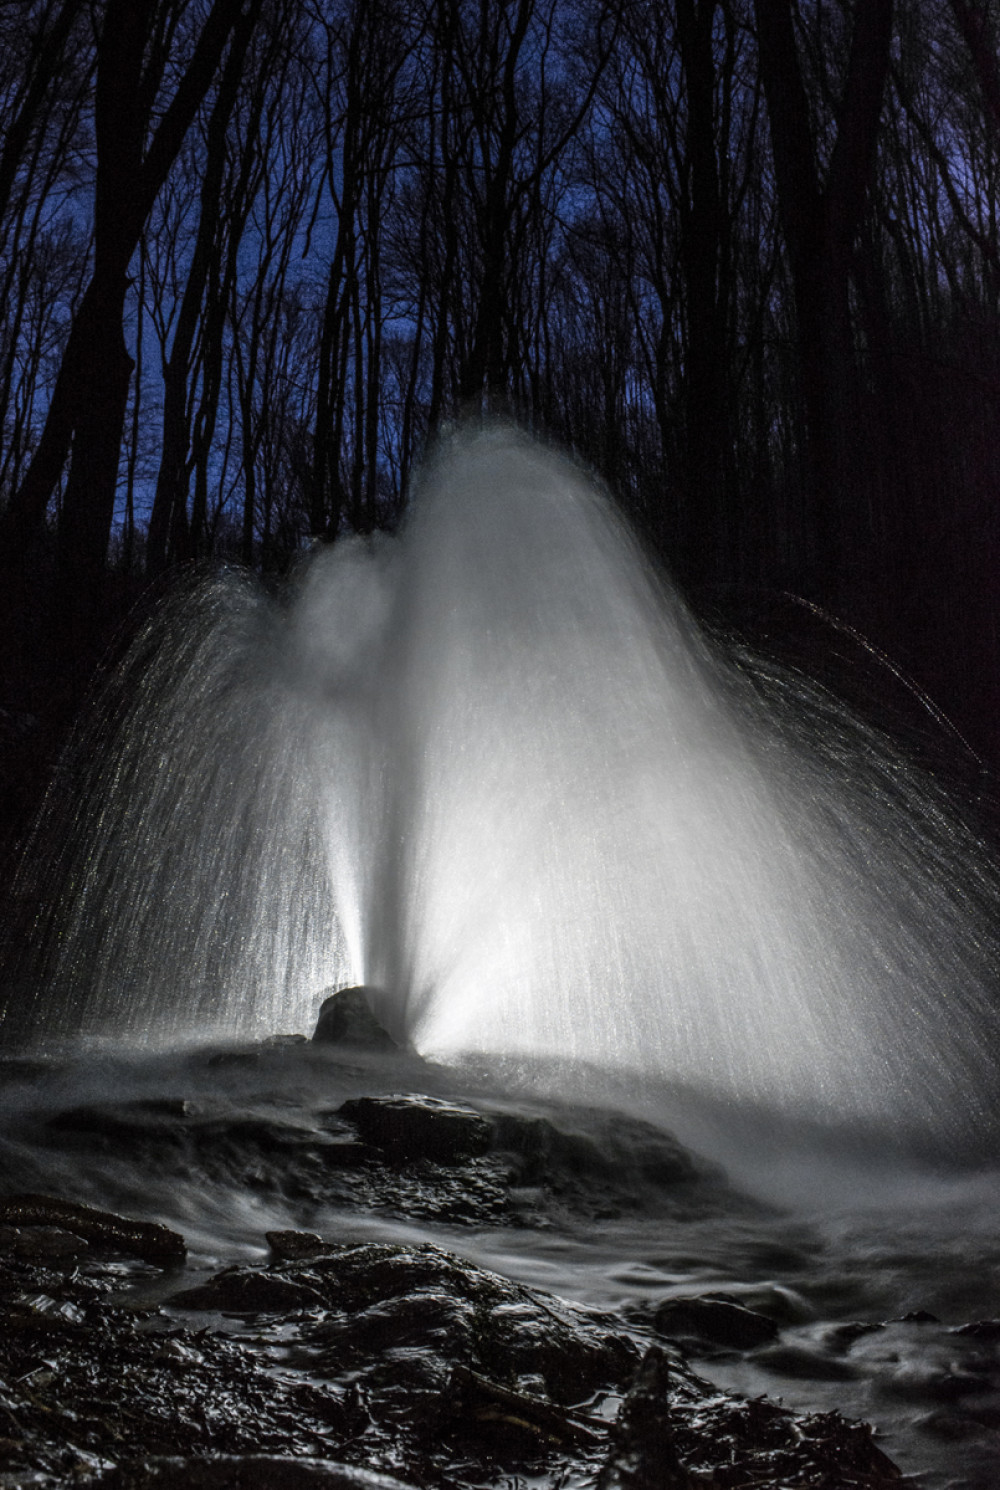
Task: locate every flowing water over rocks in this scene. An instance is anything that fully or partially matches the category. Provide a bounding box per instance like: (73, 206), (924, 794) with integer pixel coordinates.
(0, 1040), (997, 1489)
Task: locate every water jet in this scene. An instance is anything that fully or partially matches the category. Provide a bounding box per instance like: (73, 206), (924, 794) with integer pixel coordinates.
(5, 427), (1000, 1152)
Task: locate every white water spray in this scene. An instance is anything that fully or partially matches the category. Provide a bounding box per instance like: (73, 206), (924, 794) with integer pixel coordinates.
(8, 428), (1000, 1146)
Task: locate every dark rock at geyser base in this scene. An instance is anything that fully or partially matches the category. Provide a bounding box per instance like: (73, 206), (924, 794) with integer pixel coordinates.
(0, 1214), (907, 1490)
(312, 987), (398, 1051)
(179, 988), (392, 1078)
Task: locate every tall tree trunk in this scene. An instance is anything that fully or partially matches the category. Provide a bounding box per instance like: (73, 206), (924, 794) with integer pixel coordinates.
(309, 9), (364, 539)
(458, 0), (533, 408)
(948, 0), (1000, 132)
(57, 281), (136, 595)
(676, 0), (730, 587)
(754, 0), (893, 602)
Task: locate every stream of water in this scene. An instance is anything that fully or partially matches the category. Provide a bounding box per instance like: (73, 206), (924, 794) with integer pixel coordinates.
(1, 1042), (997, 1488)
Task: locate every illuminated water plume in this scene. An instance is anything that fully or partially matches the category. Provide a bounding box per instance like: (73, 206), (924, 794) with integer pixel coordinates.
(10, 428), (1000, 1145)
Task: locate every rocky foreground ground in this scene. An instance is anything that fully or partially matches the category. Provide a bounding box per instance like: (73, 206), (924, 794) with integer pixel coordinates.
(0, 1064), (910, 1490)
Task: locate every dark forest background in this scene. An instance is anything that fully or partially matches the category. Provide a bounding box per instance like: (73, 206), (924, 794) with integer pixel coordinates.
(3, 0), (1000, 857)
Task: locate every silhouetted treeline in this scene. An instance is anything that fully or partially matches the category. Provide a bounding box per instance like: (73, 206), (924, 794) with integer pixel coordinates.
(3, 0), (1000, 769)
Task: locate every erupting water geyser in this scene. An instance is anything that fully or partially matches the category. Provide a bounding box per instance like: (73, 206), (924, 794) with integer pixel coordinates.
(7, 428), (1000, 1147)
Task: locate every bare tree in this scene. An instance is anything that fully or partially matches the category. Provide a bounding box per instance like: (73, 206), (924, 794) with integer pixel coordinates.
(145, 0), (265, 573)
(0, 1), (93, 503)
(0, 0), (89, 229)
(948, 0), (1000, 134)
(229, 28), (319, 564)
(307, 0), (416, 539)
(753, 0), (894, 600)
(2, 0), (256, 609)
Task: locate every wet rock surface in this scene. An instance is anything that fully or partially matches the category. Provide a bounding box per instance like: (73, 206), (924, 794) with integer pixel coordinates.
(0, 1194), (186, 1263)
(652, 1293), (781, 1352)
(0, 1218), (904, 1490)
(598, 1344), (903, 1488)
(1, 1049), (997, 1487)
(106, 1458), (413, 1489)
(10, 1056), (733, 1233)
(335, 1095), (492, 1164)
(312, 988), (398, 1052)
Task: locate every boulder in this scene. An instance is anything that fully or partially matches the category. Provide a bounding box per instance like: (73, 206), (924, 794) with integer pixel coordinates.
(172, 1267), (325, 1314)
(265, 1229), (328, 1261)
(653, 1294), (779, 1351)
(312, 988), (397, 1049)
